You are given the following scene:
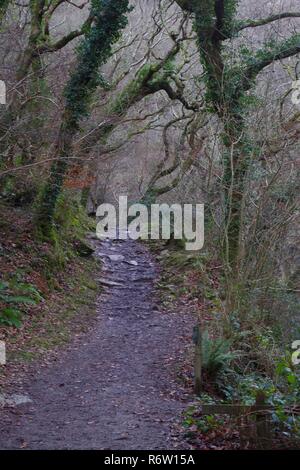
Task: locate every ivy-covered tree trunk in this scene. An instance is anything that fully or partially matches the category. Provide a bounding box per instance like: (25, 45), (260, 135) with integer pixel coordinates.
(35, 0), (130, 237)
(0, 0), (47, 167)
(175, 0), (300, 312)
(35, 112), (73, 236)
(0, 0), (9, 24)
(177, 0), (300, 264)
(191, 0), (245, 269)
(0, 0), (95, 171)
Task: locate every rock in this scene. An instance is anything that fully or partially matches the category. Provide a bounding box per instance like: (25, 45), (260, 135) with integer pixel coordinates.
(75, 240), (95, 257)
(0, 394), (32, 408)
(125, 260), (138, 266)
(108, 254), (125, 262)
(97, 251), (109, 257)
(98, 278), (124, 287)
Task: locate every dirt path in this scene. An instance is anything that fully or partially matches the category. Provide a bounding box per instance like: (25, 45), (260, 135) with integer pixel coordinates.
(0, 238), (192, 450)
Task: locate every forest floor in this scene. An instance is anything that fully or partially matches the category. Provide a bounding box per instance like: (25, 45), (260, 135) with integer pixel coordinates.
(0, 236), (195, 450)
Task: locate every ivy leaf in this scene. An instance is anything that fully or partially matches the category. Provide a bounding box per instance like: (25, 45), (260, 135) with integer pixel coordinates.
(287, 374), (297, 385)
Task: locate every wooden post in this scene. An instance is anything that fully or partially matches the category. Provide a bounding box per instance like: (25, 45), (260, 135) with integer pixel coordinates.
(193, 325), (202, 395)
(255, 390), (269, 449)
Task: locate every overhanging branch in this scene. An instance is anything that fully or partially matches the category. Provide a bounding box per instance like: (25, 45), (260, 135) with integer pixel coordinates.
(243, 35), (300, 89)
(237, 12), (300, 32)
(40, 12), (94, 53)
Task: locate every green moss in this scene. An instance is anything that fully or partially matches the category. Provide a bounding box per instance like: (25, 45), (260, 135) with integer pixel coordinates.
(109, 63), (153, 116)
(36, 189), (96, 274)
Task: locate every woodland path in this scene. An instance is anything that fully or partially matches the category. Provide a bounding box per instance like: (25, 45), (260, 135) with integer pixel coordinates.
(0, 238), (191, 450)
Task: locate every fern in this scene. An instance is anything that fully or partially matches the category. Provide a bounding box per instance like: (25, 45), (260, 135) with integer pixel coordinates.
(0, 307), (23, 328)
(201, 330), (239, 378)
(0, 281), (41, 327)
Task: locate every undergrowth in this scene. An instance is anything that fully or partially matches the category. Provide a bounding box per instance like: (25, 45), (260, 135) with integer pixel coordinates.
(0, 192), (97, 333)
(154, 241), (300, 448)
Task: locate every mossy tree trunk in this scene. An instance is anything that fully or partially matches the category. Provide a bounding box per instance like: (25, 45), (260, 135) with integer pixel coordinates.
(0, 1), (46, 153)
(35, 112), (73, 237)
(177, 0), (300, 265)
(191, 0), (247, 270)
(35, 0), (130, 238)
(175, 0), (300, 311)
(0, 0), (9, 24)
(0, 0), (94, 171)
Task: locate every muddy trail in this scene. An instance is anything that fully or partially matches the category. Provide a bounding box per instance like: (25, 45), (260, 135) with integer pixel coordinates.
(0, 238), (192, 450)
